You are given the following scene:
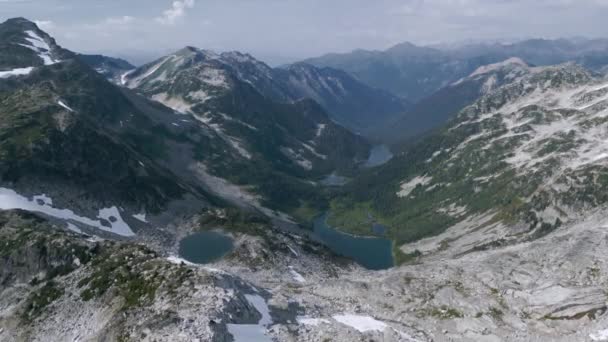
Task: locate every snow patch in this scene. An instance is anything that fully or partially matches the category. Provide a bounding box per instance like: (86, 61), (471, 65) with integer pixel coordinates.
(20, 30), (59, 65)
(151, 93), (193, 114)
(166, 256), (196, 266)
(397, 176), (432, 198)
(469, 57), (528, 77)
(332, 314), (388, 333)
(281, 147), (313, 170)
(66, 223), (83, 234)
(297, 317), (330, 326)
(0, 188), (135, 237)
(97, 207), (136, 237)
(227, 294), (273, 342)
(315, 124), (327, 138)
(57, 100), (74, 112)
(591, 329), (608, 341)
(0, 67), (34, 78)
(132, 213), (148, 223)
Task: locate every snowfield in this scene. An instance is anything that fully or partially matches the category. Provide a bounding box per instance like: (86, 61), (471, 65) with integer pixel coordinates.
(0, 187), (135, 237)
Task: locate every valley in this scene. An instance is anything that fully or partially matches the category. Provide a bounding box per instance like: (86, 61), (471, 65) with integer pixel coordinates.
(3, 13), (608, 342)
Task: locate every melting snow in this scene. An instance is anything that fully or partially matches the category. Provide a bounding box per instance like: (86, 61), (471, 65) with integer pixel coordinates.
(97, 207), (136, 236)
(287, 245), (299, 257)
(57, 100), (74, 112)
(132, 213), (148, 223)
(0, 188), (135, 237)
(152, 93), (193, 114)
(332, 314), (388, 333)
(120, 70), (134, 85)
(66, 222), (83, 234)
(226, 325), (270, 342)
(245, 294), (272, 325)
(281, 147), (313, 170)
(590, 329), (608, 341)
(469, 57), (528, 77)
(166, 256), (196, 266)
(20, 30), (59, 65)
(199, 68), (229, 88)
(0, 67), (34, 78)
(397, 176), (432, 198)
(297, 317), (330, 326)
(315, 123), (327, 138)
(227, 294), (273, 342)
(126, 57), (170, 88)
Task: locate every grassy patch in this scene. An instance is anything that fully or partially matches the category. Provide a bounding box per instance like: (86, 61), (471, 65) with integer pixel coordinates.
(21, 281), (64, 321)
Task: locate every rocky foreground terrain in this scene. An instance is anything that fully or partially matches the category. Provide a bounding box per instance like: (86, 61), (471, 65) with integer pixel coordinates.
(4, 203), (608, 342)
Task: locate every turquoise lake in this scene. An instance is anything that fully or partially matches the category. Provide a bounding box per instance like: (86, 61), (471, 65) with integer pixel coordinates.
(178, 231), (234, 264)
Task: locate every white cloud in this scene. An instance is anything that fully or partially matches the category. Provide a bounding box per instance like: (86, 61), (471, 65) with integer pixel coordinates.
(156, 0), (196, 25)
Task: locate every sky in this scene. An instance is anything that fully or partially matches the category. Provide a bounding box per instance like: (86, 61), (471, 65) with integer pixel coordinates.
(2, 0), (608, 66)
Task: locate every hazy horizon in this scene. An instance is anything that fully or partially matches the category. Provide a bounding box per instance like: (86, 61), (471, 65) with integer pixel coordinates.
(2, 0), (608, 66)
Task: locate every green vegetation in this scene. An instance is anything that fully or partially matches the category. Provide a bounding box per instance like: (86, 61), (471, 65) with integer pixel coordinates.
(198, 208), (270, 236)
(394, 248), (422, 265)
(78, 245), (161, 309)
(21, 281), (64, 321)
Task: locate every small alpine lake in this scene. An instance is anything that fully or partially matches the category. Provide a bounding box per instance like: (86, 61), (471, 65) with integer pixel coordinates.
(313, 214), (394, 270)
(364, 144), (394, 168)
(178, 231), (234, 264)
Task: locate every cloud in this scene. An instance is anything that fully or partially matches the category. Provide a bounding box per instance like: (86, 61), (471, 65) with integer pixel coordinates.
(156, 0), (196, 25)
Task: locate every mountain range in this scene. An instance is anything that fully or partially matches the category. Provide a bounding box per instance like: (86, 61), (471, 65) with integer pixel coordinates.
(84, 47), (407, 136)
(6, 16), (608, 342)
(304, 38), (608, 103)
(0, 18), (370, 233)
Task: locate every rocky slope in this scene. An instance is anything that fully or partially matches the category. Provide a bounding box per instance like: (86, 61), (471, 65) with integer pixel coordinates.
(122, 47), (370, 191)
(7, 191), (608, 341)
(331, 62), (608, 256)
(379, 57), (534, 144)
(121, 47), (406, 135)
(78, 54), (134, 84)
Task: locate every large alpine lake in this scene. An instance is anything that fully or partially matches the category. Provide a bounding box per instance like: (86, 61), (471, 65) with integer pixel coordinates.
(313, 214), (394, 270)
(178, 218), (394, 270)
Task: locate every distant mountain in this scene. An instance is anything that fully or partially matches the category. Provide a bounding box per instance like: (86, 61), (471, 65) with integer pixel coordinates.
(0, 19), (369, 236)
(77, 54), (134, 84)
(377, 57), (533, 144)
(119, 48), (406, 135)
(277, 63), (409, 133)
(122, 46), (370, 175)
(303, 38), (608, 103)
(121, 46), (371, 217)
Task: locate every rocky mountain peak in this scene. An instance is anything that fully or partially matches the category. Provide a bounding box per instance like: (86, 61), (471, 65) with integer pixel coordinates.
(0, 17), (71, 72)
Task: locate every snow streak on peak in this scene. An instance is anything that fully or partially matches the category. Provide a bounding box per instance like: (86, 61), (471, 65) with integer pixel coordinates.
(469, 57), (528, 77)
(20, 30), (60, 66)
